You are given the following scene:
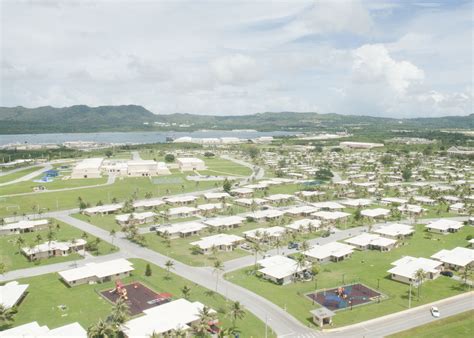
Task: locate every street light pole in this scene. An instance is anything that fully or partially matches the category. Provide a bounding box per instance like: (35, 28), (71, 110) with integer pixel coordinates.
(408, 283), (412, 308)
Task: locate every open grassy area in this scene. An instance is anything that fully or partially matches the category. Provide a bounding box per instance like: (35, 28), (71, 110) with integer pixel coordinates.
(0, 219), (117, 272)
(225, 223), (474, 328)
(1, 258), (274, 337)
(0, 166), (42, 184)
(199, 157), (253, 177)
(388, 310), (474, 338)
(0, 174), (219, 218)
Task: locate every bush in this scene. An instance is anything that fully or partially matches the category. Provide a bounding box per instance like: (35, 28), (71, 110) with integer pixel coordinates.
(164, 154), (175, 162)
(145, 263), (152, 276)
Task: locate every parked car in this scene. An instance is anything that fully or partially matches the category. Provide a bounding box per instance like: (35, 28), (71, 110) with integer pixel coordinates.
(440, 270), (454, 277)
(288, 242), (299, 249)
(240, 243), (251, 250)
(430, 306), (440, 318)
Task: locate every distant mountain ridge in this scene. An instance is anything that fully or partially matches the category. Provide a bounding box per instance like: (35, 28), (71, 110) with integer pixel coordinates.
(0, 105), (472, 134)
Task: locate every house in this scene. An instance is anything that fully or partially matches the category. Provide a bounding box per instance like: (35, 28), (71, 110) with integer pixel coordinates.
(115, 211), (156, 225)
(286, 219), (321, 232)
(83, 203), (123, 216)
(361, 208), (391, 219)
(311, 201), (345, 210)
(265, 194), (295, 204)
(203, 192), (231, 201)
(0, 322), (86, 337)
(374, 223), (415, 239)
(190, 234), (244, 254)
(304, 242), (355, 263)
(340, 142), (384, 149)
(246, 209), (284, 222)
(165, 195), (198, 205)
(22, 239), (86, 261)
(413, 196), (436, 205)
(197, 203), (224, 213)
(203, 216), (245, 230)
(133, 198), (165, 209)
(165, 206), (200, 219)
(311, 211), (351, 224)
(257, 255), (311, 285)
(397, 204), (424, 216)
(230, 187), (254, 197)
(126, 160), (171, 176)
(431, 247), (474, 270)
(58, 259), (134, 287)
(123, 299), (217, 337)
(425, 219), (464, 234)
(340, 198), (373, 207)
(284, 205), (319, 217)
(0, 281), (29, 309)
(387, 256), (442, 284)
(71, 158), (103, 179)
(234, 197), (267, 207)
(176, 157), (206, 171)
(157, 222), (207, 239)
(0, 219), (49, 235)
(381, 197), (408, 205)
(243, 226), (286, 243)
(344, 233), (397, 251)
(449, 203), (467, 214)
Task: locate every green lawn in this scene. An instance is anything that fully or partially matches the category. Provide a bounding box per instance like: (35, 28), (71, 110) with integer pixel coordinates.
(0, 166), (42, 184)
(0, 219), (117, 272)
(0, 177), (108, 196)
(1, 258), (274, 338)
(388, 310), (474, 338)
(200, 157), (253, 177)
(0, 174), (219, 218)
(225, 223), (474, 328)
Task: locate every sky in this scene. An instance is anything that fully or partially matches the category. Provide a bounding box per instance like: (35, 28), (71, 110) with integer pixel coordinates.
(1, 0), (472, 117)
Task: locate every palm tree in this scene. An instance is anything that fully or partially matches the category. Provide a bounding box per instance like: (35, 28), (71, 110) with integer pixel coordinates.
(213, 260), (224, 291)
(87, 319), (116, 338)
(210, 244), (219, 259)
(46, 228), (55, 245)
(228, 301), (246, 328)
(462, 266), (471, 286)
(311, 262), (320, 290)
(165, 260), (175, 278)
(181, 285), (191, 300)
(35, 234), (42, 247)
(414, 268), (425, 300)
(273, 237), (283, 254)
(109, 229), (116, 245)
(0, 305), (17, 325)
(170, 325), (187, 337)
(110, 297), (130, 326)
(293, 254), (307, 283)
(0, 262), (6, 275)
(251, 242), (263, 270)
(193, 306), (216, 336)
(218, 326), (241, 338)
(15, 236), (25, 254)
(300, 240), (310, 255)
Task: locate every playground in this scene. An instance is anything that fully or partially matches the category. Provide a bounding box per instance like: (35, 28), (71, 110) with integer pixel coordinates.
(307, 283), (381, 311)
(100, 281), (172, 316)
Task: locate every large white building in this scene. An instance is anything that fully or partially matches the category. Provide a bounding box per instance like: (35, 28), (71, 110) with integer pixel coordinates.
(176, 157), (206, 171)
(71, 158), (104, 179)
(0, 281), (29, 309)
(0, 322), (86, 337)
(387, 256), (442, 284)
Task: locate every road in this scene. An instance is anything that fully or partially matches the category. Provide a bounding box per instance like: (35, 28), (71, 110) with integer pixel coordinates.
(0, 164), (52, 187)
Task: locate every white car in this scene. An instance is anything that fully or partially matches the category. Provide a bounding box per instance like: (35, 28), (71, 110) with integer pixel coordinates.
(430, 306), (440, 318)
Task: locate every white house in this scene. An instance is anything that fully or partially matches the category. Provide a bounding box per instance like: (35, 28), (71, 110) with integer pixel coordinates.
(361, 208), (391, 219)
(311, 211), (351, 224)
(165, 206), (200, 219)
(431, 247), (474, 270)
(344, 233), (397, 251)
(0, 219), (49, 235)
(83, 203), (123, 216)
(115, 211), (156, 225)
(157, 222), (207, 239)
(243, 226), (286, 243)
(374, 223), (415, 239)
(58, 259), (134, 287)
(203, 216), (245, 230)
(247, 209), (284, 222)
(286, 219), (321, 232)
(257, 255), (311, 285)
(123, 299), (217, 337)
(0, 322), (86, 337)
(425, 219), (464, 234)
(304, 242), (355, 263)
(0, 281), (29, 309)
(190, 234), (244, 254)
(22, 239), (86, 261)
(387, 256), (442, 284)
(176, 157), (206, 171)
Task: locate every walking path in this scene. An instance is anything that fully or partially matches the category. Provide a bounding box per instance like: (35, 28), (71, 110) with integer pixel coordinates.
(0, 164), (52, 187)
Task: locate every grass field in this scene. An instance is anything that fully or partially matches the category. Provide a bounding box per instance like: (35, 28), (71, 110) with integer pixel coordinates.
(0, 219), (117, 272)
(225, 223), (474, 328)
(0, 174), (219, 218)
(0, 166), (42, 184)
(388, 310), (474, 338)
(1, 259), (274, 337)
(199, 157), (253, 177)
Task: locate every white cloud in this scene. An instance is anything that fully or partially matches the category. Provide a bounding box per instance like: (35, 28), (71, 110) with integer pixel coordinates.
(352, 44), (424, 95)
(211, 54), (261, 86)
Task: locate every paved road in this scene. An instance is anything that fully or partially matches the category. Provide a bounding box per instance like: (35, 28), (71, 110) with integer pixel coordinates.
(325, 291), (474, 337)
(0, 164), (52, 187)
(0, 165), (41, 177)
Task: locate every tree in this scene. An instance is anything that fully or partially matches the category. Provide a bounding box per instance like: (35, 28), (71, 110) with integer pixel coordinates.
(181, 285), (191, 300)
(105, 150), (113, 158)
(87, 319), (116, 338)
(165, 260), (175, 278)
(193, 306), (216, 336)
(294, 254), (307, 282)
(15, 236), (25, 254)
(35, 234), (42, 247)
(204, 151), (215, 158)
(213, 260), (224, 291)
(223, 179), (232, 193)
(247, 146), (260, 161)
(462, 266), (471, 286)
(145, 263), (152, 277)
(251, 242), (263, 270)
(311, 262), (320, 290)
(314, 168), (333, 181)
(0, 262), (6, 275)
(414, 268), (425, 300)
(228, 301), (246, 328)
(46, 228), (55, 245)
(273, 237), (283, 254)
(0, 305), (17, 326)
(402, 166), (412, 182)
(164, 154), (175, 163)
(109, 229), (116, 245)
(110, 298), (130, 326)
(300, 240), (310, 254)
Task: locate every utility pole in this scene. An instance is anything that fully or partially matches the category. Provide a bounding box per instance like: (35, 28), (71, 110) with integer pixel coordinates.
(265, 315), (268, 338)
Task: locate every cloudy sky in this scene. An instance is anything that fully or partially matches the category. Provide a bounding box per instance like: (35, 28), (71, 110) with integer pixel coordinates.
(1, 0), (472, 117)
